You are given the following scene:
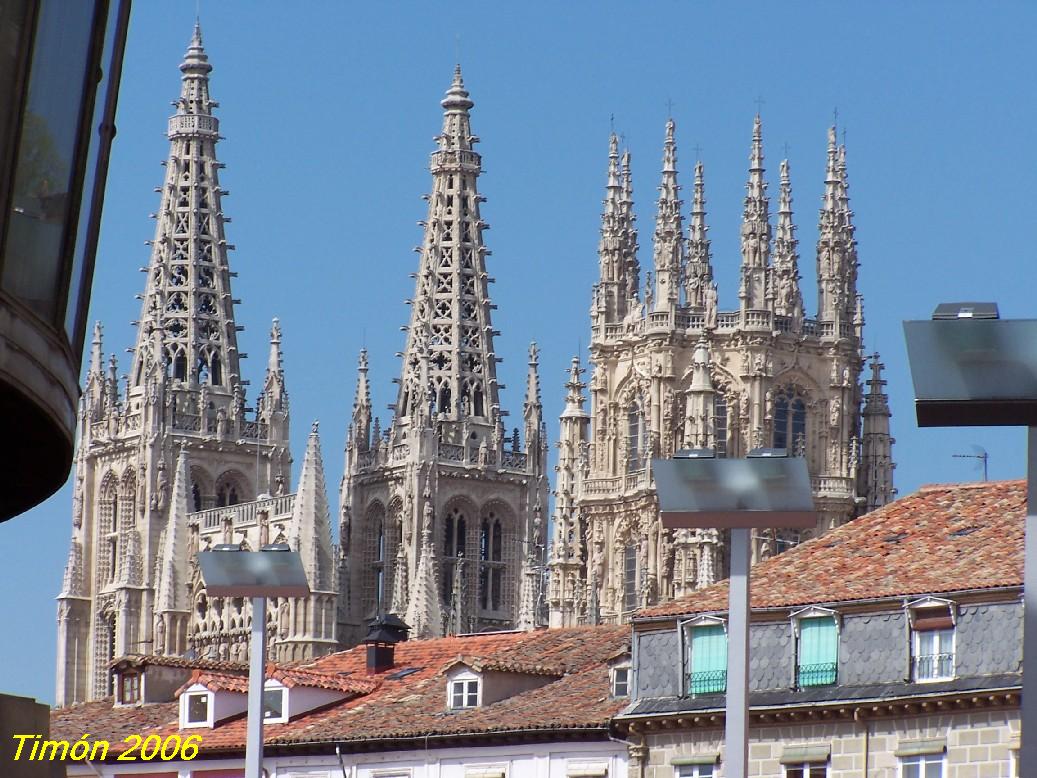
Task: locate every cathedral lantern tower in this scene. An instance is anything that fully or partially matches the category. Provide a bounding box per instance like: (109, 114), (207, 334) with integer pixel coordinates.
(549, 118), (895, 627)
(339, 68), (548, 644)
(54, 26), (338, 706)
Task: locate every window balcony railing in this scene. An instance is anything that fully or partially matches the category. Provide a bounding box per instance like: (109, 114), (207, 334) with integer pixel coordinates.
(797, 662), (837, 688)
(688, 669), (727, 695)
(914, 652), (954, 681)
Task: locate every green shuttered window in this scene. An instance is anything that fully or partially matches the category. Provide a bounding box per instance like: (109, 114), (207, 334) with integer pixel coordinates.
(688, 623), (727, 694)
(797, 616), (837, 687)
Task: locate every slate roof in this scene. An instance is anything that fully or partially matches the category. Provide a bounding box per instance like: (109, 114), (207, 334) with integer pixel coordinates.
(50, 625), (629, 758)
(640, 480), (1025, 620)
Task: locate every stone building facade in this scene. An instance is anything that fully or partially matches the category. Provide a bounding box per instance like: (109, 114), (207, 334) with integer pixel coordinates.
(618, 480), (1023, 777)
(55, 26), (337, 706)
(337, 68), (549, 643)
(548, 118), (896, 628)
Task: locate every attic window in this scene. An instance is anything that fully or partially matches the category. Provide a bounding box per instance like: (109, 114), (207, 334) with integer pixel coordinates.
(611, 665), (630, 698)
(387, 667), (421, 680)
(263, 687), (286, 722)
(118, 672), (140, 705)
(184, 692), (210, 727)
(450, 678), (479, 709)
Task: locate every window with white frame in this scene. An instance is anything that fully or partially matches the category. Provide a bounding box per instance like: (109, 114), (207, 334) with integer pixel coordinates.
(263, 686), (286, 722)
(794, 609), (838, 688)
(681, 618), (727, 695)
(900, 753), (943, 778)
(784, 764), (826, 778)
(909, 599), (955, 682)
(449, 677), (479, 709)
(611, 665), (630, 698)
(675, 764), (714, 777)
(184, 691), (210, 727)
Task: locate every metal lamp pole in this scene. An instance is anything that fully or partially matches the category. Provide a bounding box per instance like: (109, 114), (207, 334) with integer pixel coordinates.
(654, 449), (815, 778)
(197, 543), (309, 778)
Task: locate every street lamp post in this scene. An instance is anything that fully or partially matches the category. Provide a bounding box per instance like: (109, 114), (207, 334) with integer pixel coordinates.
(653, 448), (815, 778)
(197, 543), (310, 778)
(904, 302), (1037, 768)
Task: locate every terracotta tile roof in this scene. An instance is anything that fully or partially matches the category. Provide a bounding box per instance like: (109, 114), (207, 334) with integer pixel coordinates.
(444, 655), (567, 676)
(640, 479), (1026, 619)
(176, 668), (250, 695)
(51, 625), (629, 758)
(51, 699), (178, 744)
(109, 653), (248, 672)
(269, 666), (379, 694)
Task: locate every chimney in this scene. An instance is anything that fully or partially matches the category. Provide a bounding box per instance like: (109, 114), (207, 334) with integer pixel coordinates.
(363, 614), (410, 674)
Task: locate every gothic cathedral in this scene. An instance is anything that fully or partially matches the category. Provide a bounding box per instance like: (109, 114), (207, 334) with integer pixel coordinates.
(56, 26), (895, 704)
(547, 118), (895, 627)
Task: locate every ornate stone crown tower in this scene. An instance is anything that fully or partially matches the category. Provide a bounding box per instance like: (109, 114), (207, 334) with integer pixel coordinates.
(548, 118), (895, 627)
(339, 68), (549, 644)
(55, 27), (336, 706)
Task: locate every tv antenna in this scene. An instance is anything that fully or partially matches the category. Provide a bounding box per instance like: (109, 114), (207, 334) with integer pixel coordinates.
(952, 445), (988, 481)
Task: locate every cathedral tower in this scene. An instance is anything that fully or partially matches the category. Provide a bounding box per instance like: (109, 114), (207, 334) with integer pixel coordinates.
(339, 68), (549, 643)
(548, 118), (894, 626)
(55, 26), (335, 705)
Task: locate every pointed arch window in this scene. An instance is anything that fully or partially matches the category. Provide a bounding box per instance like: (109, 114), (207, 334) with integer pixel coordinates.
(99, 479), (119, 585)
(622, 543), (638, 613)
(374, 519), (386, 611)
(478, 511), (505, 613)
(713, 394), (728, 458)
(443, 506), (468, 606)
(773, 391), (807, 452)
(626, 403), (643, 473)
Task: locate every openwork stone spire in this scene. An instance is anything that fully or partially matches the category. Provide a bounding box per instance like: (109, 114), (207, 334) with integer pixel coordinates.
(394, 66), (500, 430)
(619, 148), (640, 312)
(817, 127), (858, 334)
(685, 160), (714, 309)
(130, 23), (242, 395)
(772, 159), (804, 324)
(739, 115), (771, 312)
(652, 119), (684, 313)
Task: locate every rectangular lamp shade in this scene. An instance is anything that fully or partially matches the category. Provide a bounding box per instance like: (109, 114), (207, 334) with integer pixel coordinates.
(904, 318), (1037, 426)
(652, 456), (816, 529)
(197, 550), (311, 597)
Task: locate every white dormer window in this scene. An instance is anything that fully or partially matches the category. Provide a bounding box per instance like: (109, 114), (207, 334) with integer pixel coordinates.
(611, 665), (631, 698)
(450, 678), (479, 709)
(263, 686), (286, 723)
(183, 691), (211, 728)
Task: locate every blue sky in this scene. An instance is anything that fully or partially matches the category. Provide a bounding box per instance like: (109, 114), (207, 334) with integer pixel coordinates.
(3, 1), (1035, 704)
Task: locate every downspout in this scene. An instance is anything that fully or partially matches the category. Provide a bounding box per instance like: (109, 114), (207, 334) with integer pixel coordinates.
(335, 744), (350, 778)
(853, 707), (869, 778)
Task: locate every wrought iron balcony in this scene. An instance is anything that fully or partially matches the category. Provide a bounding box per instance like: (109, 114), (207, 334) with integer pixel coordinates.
(913, 652), (954, 681)
(688, 669), (727, 695)
(797, 661), (837, 687)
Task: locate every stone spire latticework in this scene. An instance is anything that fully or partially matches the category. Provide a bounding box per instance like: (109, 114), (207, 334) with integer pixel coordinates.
(772, 159), (804, 324)
(684, 160), (714, 311)
(339, 68), (548, 645)
(652, 119), (684, 313)
(739, 115), (771, 312)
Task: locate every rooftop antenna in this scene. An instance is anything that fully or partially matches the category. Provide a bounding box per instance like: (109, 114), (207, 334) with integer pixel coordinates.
(953, 445), (988, 481)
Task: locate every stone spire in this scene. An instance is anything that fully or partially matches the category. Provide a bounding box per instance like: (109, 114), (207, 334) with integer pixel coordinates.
(685, 160), (714, 310)
(739, 115), (771, 313)
(860, 353), (895, 511)
(129, 23), (242, 396)
(817, 127), (858, 334)
(523, 342), (544, 466)
(547, 356), (590, 628)
(290, 422), (335, 593)
(594, 134), (627, 324)
(153, 446), (190, 654)
(348, 349), (372, 453)
(683, 339), (716, 449)
(652, 119), (684, 314)
(619, 148), (640, 313)
(257, 318), (289, 436)
(394, 66), (500, 433)
(772, 160), (804, 324)
(405, 485), (443, 639)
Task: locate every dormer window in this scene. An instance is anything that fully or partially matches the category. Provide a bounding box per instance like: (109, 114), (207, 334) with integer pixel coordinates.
(908, 597), (956, 682)
(792, 607), (839, 688)
(263, 686), (286, 723)
(450, 678), (479, 709)
(680, 616), (727, 696)
(611, 665), (631, 698)
(118, 672), (141, 705)
(184, 692), (211, 727)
